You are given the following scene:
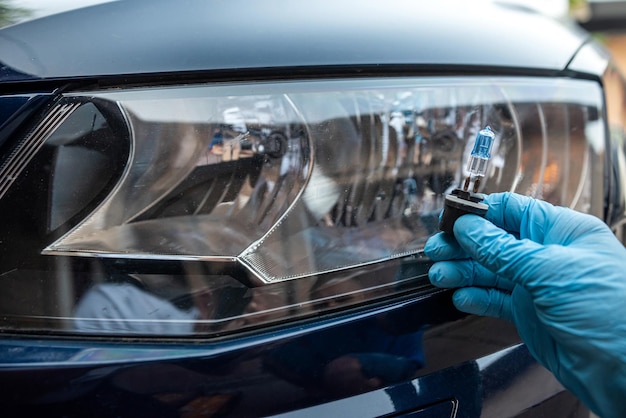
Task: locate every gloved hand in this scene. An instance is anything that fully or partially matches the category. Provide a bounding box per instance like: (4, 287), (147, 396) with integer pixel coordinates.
(424, 192), (626, 418)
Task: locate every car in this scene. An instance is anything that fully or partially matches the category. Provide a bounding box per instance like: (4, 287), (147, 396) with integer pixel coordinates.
(0, 1), (624, 416)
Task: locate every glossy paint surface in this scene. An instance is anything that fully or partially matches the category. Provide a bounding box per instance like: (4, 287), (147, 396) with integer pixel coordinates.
(0, 0), (589, 82)
(0, 289), (584, 417)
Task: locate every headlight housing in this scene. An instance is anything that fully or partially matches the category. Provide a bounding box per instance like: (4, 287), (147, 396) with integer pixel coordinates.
(0, 76), (606, 336)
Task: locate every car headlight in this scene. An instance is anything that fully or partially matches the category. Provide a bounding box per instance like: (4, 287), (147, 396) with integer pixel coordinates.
(0, 76), (606, 336)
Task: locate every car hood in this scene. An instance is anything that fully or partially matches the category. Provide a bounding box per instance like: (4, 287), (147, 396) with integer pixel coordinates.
(0, 0), (589, 82)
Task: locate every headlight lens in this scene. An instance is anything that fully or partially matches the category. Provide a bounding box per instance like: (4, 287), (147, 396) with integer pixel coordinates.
(603, 63), (626, 236)
(0, 76), (605, 336)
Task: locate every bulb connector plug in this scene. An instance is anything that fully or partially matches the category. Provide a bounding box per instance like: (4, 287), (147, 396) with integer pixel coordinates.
(439, 189), (488, 235)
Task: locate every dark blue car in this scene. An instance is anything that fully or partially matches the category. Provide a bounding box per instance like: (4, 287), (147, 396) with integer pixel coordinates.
(0, 1), (624, 416)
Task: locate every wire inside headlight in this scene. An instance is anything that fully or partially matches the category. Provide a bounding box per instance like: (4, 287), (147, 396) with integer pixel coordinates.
(19, 77), (603, 285)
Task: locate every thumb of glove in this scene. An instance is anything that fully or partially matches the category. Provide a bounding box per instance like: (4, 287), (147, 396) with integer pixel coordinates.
(453, 214), (552, 291)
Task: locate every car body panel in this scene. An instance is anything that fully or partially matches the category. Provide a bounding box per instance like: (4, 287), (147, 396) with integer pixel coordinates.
(0, 0), (589, 83)
(0, 291), (577, 417)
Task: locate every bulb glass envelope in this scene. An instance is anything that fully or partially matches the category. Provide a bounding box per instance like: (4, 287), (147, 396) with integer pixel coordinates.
(27, 77), (605, 284)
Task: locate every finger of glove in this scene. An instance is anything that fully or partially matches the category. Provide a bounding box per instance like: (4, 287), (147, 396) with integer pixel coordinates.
(423, 232), (468, 261)
(452, 287), (514, 321)
(453, 214), (549, 290)
(429, 260), (515, 291)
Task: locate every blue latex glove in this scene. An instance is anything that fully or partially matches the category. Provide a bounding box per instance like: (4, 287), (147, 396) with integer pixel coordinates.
(424, 192), (626, 418)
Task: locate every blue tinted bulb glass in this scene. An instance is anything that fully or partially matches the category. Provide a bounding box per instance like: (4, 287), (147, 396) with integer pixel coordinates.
(470, 126), (494, 159)
(467, 126), (495, 178)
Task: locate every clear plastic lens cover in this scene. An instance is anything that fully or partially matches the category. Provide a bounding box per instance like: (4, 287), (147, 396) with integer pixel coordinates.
(46, 89), (309, 261)
(42, 77), (604, 283)
(0, 76), (605, 336)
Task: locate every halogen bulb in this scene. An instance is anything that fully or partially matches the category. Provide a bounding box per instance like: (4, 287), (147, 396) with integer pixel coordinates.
(463, 125), (495, 193)
(440, 126), (495, 236)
